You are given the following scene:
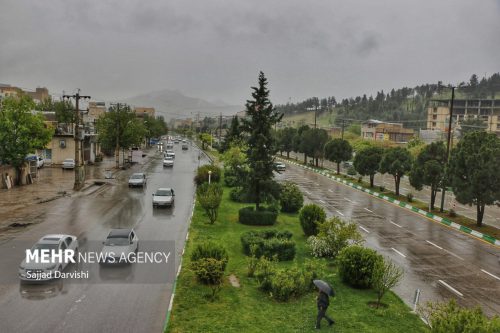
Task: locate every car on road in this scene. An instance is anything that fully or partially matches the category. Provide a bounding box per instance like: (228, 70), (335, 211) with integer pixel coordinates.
(182, 144), (188, 150)
(128, 173), (147, 187)
(152, 188), (175, 208)
(19, 234), (79, 281)
(163, 156), (174, 167)
(62, 158), (75, 169)
(274, 162), (286, 171)
(100, 229), (139, 264)
(165, 150), (175, 159)
(166, 143), (174, 150)
(343, 161), (354, 168)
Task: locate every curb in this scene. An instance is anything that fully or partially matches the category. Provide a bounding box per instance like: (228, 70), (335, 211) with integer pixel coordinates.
(278, 157), (500, 247)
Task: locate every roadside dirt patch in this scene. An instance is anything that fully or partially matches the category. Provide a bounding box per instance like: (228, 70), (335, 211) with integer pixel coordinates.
(229, 274), (240, 288)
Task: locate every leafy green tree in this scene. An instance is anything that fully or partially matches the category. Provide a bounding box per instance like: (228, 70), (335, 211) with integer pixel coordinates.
(379, 147), (412, 196)
(222, 144), (248, 187)
(293, 125), (310, 164)
(299, 204), (326, 236)
(54, 100), (76, 125)
(241, 72), (282, 209)
(199, 132), (213, 150)
(279, 127), (297, 158)
(325, 138), (352, 174)
(0, 95), (53, 184)
(143, 115), (168, 143)
(197, 183), (223, 224)
(448, 131), (500, 226)
(372, 258), (404, 309)
(409, 142), (446, 210)
(222, 116), (243, 151)
(459, 118), (487, 138)
(300, 128), (329, 167)
(353, 146), (384, 187)
(96, 104), (146, 168)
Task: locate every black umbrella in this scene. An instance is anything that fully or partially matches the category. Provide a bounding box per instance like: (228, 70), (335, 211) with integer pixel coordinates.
(314, 280), (335, 296)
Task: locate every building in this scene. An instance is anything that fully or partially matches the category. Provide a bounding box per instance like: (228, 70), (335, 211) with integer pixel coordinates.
(134, 107), (155, 118)
(427, 99), (500, 136)
(361, 119), (414, 143)
(25, 87), (50, 103)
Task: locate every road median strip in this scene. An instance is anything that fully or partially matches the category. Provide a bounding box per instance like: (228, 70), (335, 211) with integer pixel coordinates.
(278, 157), (500, 247)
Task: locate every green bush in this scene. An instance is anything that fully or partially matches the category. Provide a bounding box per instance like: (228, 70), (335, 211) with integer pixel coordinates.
(223, 168), (240, 187)
(424, 299), (500, 333)
(191, 241), (229, 270)
(194, 164), (221, 185)
(347, 166), (357, 175)
(238, 206), (278, 226)
(279, 182), (304, 213)
(337, 245), (383, 289)
(307, 217), (363, 259)
(241, 229), (295, 261)
(196, 183), (223, 224)
(299, 204), (326, 236)
(190, 258), (226, 301)
(406, 192), (414, 202)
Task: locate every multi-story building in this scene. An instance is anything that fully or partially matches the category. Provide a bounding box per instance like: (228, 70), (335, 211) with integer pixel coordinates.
(427, 99), (500, 136)
(361, 119), (414, 143)
(134, 107), (155, 118)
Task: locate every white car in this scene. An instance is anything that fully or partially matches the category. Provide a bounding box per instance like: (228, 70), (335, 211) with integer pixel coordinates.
(128, 173), (147, 187)
(165, 150), (175, 159)
(152, 188), (175, 208)
(163, 156), (174, 167)
(19, 234), (79, 281)
(100, 229), (139, 264)
(274, 162), (286, 171)
(62, 158), (75, 169)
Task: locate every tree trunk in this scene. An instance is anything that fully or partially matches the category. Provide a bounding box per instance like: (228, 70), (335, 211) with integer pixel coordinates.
(303, 154), (307, 164)
(477, 203), (485, 227)
(370, 174), (374, 188)
(255, 180), (261, 210)
(286, 151), (290, 159)
(315, 158), (319, 167)
(430, 188), (436, 210)
(337, 162), (340, 174)
(394, 175), (400, 196)
(15, 166), (22, 186)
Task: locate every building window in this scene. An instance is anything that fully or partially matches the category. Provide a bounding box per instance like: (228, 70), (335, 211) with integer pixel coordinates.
(432, 122), (437, 127)
(433, 115), (437, 120)
(433, 107), (437, 113)
(59, 140), (66, 148)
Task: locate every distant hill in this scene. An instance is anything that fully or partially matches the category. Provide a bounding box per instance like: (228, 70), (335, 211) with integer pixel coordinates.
(121, 89), (242, 120)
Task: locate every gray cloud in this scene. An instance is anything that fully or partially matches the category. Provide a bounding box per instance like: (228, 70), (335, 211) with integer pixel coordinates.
(0, 0), (499, 107)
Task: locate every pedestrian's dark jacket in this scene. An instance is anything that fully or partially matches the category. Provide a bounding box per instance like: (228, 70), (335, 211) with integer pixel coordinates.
(317, 291), (329, 309)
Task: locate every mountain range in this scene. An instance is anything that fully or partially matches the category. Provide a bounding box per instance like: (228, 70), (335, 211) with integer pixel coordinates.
(121, 89), (243, 120)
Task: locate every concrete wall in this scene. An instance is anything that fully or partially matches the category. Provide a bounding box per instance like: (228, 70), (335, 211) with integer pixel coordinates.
(44, 136), (76, 165)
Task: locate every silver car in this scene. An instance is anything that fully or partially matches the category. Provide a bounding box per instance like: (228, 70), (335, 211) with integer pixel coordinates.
(163, 157), (174, 167)
(165, 150), (175, 159)
(100, 229), (139, 264)
(128, 173), (147, 187)
(19, 234), (79, 281)
(62, 158), (75, 169)
(152, 188), (175, 208)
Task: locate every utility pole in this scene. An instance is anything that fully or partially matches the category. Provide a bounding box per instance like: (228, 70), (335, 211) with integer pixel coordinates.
(219, 112), (222, 144)
(341, 119), (346, 139)
(439, 86), (455, 212)
(314, 104), (318, 129)
(63, 90), (91, 191)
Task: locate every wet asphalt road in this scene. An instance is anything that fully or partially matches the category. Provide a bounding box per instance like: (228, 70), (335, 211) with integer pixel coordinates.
(276, 162), (500, 317)
(0, 142), (205, 333)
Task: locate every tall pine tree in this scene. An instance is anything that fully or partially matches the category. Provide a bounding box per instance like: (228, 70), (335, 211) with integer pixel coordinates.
(241, 72), (282, 209)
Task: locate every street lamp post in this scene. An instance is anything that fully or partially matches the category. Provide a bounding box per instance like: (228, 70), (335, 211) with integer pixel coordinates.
(439, 85), (456, 212)
(208, 170), (212, 184)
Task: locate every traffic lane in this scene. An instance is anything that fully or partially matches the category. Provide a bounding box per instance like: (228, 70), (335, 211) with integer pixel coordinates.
(277, 164), (500, 316)
(0, 144), (204, 333)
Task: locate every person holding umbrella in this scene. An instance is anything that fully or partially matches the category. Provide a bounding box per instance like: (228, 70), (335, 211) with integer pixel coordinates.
(313, 280), (335, 329)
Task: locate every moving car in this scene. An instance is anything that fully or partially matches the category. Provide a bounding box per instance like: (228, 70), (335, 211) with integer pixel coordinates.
(100, 229), (139, 264)
(152, 188), (175, 208)
(62, 158), (75, 169)
(19, 234), (79, 281)
(165, 150), (175, 159)
(274, 162), (286, 171)
(163, 156), (174, 167)
(182, 144), (188, 150)
(128, 173), (147, 187)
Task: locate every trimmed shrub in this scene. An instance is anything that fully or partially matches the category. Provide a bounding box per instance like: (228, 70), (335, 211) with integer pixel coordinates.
(194, 164), (221, 185)
(191, 258), (226, 300)
(196, 183), (223, 224)
(337, 245), (383, 289)
(241, 229), (295, 261)
(191, 241), (229, 270)
(238, 206), (278, 226)
(279, 182), (304, 213)
(299, 204), (326, 236)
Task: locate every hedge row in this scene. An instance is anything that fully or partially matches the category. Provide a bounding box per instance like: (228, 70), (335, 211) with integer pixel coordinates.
(241, 229), (295, 261)
(238, 206), (278, 225)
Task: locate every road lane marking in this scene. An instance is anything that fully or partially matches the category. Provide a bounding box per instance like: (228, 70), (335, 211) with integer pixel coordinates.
(364, 208), (374, 213)
(481, 269), (500, 281)
(315, 183), (320, 186)
(305, 190), (311, 195)
(391, 248), (406, 258)
(390, 220), (402, 228)
(336, 210), (344, 216)
(319, 200), (326, 204)
(328, 189), (334, 193)
(443, 249), (464, 261)
(438, 280), (463, 297)
(344, 197), (355, 203)
(359, 226), (370, 233)
(426, 240), (443, 250)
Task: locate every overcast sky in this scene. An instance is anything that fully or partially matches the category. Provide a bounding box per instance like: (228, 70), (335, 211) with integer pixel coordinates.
(1, 0), (499, 106)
